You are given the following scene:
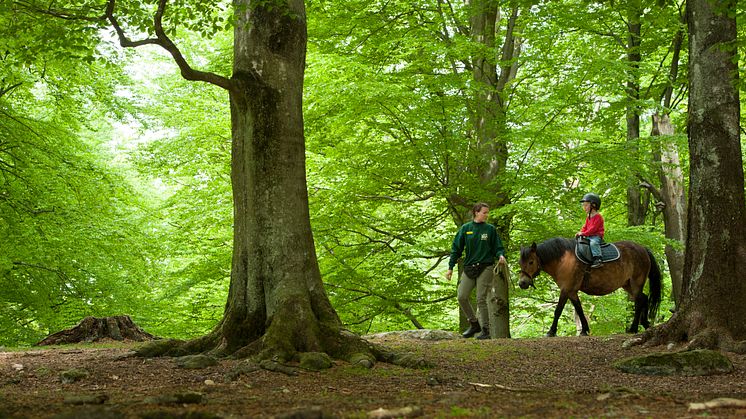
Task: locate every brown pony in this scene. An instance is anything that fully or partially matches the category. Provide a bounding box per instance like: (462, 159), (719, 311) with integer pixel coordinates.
(518, 237), (662, 337)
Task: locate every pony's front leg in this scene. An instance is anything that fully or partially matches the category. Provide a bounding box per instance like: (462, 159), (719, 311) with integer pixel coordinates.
(569, 296), (590, 336)
(547, 291), (569, 337)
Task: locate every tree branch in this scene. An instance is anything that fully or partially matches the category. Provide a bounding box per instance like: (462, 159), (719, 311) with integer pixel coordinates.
(0, 82), (23, 100)
(638, 177), (663, 203)
(104, 0), (233, 91)
(393, 302), (423, 329)
(13, 0), (107, 21)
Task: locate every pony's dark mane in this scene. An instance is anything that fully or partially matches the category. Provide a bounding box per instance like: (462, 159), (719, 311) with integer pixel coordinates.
(535, 237), (575, 263)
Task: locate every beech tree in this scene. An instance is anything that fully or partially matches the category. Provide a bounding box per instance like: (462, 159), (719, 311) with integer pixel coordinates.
(22, 0), (385, 362)
(640, 0), (746, 350)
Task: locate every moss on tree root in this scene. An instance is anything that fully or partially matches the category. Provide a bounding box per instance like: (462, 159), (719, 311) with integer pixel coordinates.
(636, 308), (746, 354)
(132, 298), (422, 368)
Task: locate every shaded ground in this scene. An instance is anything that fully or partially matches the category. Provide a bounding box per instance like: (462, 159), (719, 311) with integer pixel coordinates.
(2, 332), (746, 418)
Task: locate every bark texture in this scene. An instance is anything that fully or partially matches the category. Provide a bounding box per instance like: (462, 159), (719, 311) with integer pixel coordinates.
(650, 114), (686, 307)
(36, 316), (156, 345)
(641, 0), (746, 350)
(650, 8), (687, 307)
(206, 0), (378, 362)
(489, 262), (511, 338)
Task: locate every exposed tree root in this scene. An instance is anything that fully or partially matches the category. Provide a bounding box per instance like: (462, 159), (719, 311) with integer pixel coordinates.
(633, 309), (746, 354)
(133, 320), (426, 370)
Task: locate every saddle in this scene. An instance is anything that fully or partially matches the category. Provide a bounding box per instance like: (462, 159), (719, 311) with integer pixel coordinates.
(575, 236), (620, 266)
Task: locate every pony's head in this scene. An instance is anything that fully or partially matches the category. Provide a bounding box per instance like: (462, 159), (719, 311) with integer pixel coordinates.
(518, 242), (541, 289)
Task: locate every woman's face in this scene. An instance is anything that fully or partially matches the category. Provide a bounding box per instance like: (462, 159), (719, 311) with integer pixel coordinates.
(474, 207), (489, 223)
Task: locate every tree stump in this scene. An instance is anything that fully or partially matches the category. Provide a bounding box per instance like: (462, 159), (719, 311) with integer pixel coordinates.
(36, 315), (157, 345)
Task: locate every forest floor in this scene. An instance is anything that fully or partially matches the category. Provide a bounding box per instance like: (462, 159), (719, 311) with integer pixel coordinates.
(2, 331), (746, 418)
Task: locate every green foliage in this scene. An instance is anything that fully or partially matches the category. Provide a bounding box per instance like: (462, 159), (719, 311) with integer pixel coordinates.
(0, 2), (165, 346)
(0, 63), (157, 345)
(120, 47), (232, 339)
(3, 0), (742, 347)
(304, 0), (687, 337)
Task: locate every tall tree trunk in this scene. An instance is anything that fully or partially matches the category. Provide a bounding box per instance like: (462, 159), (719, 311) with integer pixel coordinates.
(219, 0), (333, 358)
(650, 114), (686, 309)
(625, 0), (647, 226)
(647, 8), (687, 310)
(641, 0), (746, 350)
(209, 0), (380, 361)
(455, 1), (519, 338)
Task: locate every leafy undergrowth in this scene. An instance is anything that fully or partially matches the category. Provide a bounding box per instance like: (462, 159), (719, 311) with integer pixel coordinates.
(1, 333), (746, 418)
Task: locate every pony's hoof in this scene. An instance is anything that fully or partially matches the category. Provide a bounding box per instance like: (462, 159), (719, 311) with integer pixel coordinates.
(580, 331), (589, 336)
(545, 331), (557, 337)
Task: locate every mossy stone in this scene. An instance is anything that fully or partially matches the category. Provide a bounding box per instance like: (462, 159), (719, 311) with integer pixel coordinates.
(349, 352), (375, 369)
(299, 352), (333, 371)
(614, 349), (733, 376)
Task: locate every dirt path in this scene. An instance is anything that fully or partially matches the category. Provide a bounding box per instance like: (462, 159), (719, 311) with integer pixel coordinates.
(2, 333), (745, 418)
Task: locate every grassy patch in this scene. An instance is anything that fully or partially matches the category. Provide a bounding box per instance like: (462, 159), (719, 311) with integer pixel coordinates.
(443, 405), (492, 417)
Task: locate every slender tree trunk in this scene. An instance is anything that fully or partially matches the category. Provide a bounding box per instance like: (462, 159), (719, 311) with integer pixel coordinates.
(651, 114), (686, 308)
(625, 0), (647, 226)
(642, 0), (746, 350)
(648, 9), (687, 309)
(458, 1), (519, 338)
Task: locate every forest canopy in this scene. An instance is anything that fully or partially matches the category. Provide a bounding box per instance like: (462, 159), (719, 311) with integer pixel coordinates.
(1, 0), (743, 347)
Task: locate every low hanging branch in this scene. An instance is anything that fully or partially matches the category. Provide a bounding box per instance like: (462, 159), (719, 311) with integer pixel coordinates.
(104, 0), (233, 91)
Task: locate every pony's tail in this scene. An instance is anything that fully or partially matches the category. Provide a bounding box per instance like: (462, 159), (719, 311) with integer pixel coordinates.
(646, 248), (662, 323)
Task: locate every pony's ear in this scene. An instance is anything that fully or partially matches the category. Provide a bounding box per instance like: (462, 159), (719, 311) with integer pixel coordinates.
(531, 242), (537, 251)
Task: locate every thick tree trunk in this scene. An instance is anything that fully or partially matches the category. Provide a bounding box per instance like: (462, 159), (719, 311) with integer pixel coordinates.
(651, 114), (686, 308)
(141, 0), (381, 364)
(641, 0), (746, 350)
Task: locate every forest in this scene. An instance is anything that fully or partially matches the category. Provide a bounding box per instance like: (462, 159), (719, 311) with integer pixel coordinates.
(0, 0), (744, 351)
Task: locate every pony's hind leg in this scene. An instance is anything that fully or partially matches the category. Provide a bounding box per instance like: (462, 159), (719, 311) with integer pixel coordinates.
(638, 293), (650, 329)
(627, 293), (649, 333)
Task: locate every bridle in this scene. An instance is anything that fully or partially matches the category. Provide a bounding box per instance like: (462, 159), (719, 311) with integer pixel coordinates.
(519, 253), (543, 282)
